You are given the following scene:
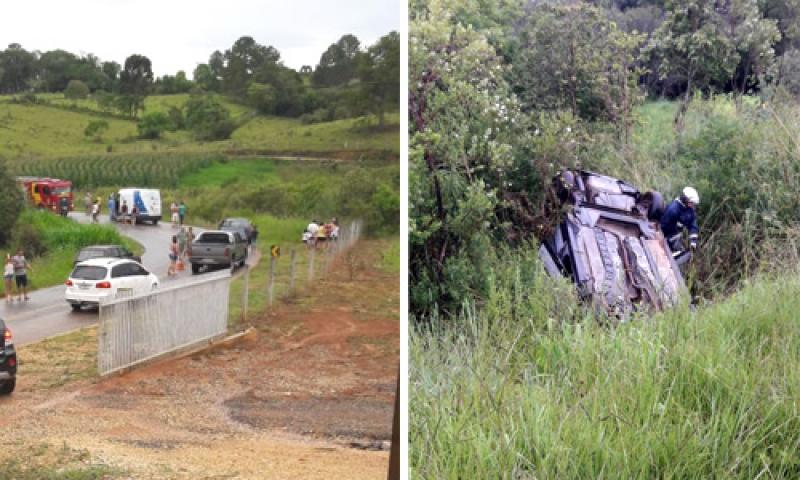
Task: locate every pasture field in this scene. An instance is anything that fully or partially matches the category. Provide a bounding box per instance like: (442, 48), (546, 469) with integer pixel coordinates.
(0, 94), (399, 159)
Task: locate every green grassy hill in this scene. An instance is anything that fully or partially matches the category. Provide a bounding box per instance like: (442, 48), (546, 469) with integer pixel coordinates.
(0, 94), (399, 159)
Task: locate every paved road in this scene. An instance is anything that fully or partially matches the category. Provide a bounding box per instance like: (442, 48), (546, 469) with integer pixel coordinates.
(1, 213), (217, 345)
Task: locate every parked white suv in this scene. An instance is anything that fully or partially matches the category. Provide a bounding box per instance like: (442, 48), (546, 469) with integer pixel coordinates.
(65, 258), (159, 311)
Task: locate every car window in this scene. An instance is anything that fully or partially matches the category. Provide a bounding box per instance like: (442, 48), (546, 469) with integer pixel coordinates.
(111, 264), (130, 278)
(129, 264), (149, 276)
(77, 249), (106, 262)
(71, 265), (108, 280)
(195, 233), (231, 244)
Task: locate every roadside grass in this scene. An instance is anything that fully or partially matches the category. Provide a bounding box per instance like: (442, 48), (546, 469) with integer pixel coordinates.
(411, 249), (800, 478)
(15, 326), (98, 390)
(0, 211), (141, 297)
(378, 238), (400, 274)
(0, 442), (121, 479)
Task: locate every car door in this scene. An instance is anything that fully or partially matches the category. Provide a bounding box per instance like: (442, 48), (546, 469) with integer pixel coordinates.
(128, 263), (153, 294)
(110, 263), (134, 298)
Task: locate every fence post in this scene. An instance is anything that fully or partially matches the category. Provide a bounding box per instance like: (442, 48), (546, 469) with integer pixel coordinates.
(289, 248), (297, 295)
(268, 255), (276, 308)
(307, 248), (315, 285)
(240, 265), (249, 324)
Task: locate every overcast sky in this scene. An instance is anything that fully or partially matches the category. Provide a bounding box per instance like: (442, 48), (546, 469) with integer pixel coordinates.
(1, 0), (400, 77)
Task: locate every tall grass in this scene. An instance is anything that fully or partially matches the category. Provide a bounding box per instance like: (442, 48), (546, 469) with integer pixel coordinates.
(411, 247), (800, 478)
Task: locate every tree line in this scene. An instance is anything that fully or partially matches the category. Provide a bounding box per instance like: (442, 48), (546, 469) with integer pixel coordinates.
(0, 31), (399, 125)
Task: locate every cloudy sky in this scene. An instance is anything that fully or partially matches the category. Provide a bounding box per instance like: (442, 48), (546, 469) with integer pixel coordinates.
(1, 0), (400, 76)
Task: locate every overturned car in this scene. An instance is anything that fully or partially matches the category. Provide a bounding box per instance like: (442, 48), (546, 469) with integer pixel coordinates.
(539, 170), (686, 317)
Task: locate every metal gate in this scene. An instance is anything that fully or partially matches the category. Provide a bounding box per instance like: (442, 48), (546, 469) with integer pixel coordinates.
(97, 272), (231, 376)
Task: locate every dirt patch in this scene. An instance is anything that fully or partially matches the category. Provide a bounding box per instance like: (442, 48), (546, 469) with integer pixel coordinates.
(0, 239), (399, 479)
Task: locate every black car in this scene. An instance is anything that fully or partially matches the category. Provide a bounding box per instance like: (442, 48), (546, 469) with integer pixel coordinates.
(74, 245), (141, 266)
(539, 170), (685, 318)
(219, 218), (257, 244)
(0, 318), (17, 395)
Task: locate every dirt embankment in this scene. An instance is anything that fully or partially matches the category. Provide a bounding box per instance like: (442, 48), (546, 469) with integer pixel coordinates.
(0, 240), (399, 479)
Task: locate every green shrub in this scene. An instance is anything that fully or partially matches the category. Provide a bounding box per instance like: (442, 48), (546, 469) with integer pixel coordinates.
(84, 119), (109, 142)
(184, 94), (236, 141)
(64, 79), (90, 100)
(137, 111), (171, 139)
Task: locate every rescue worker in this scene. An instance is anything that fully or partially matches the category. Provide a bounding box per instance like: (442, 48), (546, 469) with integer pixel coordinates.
(661, 186), (700, 255)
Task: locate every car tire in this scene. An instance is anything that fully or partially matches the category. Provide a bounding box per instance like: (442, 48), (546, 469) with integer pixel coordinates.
(71, 304), (82, 312)
(153, 219), (159, 225)
(0, 378), (15, 395)
(191, 264), (200, 274)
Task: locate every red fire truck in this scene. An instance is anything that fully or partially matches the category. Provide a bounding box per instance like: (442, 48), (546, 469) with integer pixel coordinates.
(16, 177), (74, 213)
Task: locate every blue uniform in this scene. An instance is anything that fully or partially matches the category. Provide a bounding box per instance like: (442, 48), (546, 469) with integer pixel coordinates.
(660, 199), (698, 249)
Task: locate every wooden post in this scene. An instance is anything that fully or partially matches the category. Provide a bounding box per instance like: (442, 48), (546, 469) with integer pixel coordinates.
(240, 265), (249, 324)
(388, 369), (400, 480)
(268, 256), (276, 308)
(307, 248), (315, 285)
(289, 248), (297, 295)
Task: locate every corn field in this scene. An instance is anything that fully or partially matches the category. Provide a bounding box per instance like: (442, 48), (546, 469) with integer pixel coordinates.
(8, 153), (221, 188)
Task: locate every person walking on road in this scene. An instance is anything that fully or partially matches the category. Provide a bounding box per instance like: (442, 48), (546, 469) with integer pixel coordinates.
(168, 236), (179, 276)
(4, 255), (14, 303)
(91, 200), (100, 224)
(131, 205), (139, 226)
(178, 201), (187, 226)
(177, 227), (187, 259)
(108, 194), (116, 222)
(84, 192), (92, 216)
(186, 227), (195, 260)
(170, 202), (179, 226)
(11, 249), (32, 302)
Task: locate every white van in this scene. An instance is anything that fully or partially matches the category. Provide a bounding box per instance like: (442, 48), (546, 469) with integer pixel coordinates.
(117, 188), (162, 224)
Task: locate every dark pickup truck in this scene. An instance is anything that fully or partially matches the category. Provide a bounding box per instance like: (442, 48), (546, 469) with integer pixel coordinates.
(539, 169), (686, 319)
(189, 230), (248, 274)
(0, 318), (17, 395)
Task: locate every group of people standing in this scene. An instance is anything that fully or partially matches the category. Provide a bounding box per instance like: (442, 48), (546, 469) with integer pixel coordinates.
(303, 218), (339, 248)
(167, 226), (195, 276)
(107, 194), (140, 225)
(169, 201), (188, 227)
(3, 250), (32, 303)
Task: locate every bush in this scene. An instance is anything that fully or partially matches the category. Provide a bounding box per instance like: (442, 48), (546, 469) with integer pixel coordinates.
(64, 79), (90, 100)
(184, 95), (236, 141)
(11, 223), (46, 257)
(166, 105), (184, 131)
(137, 112), (171, 139)
(0, 160), (24, 247)
(84, 119), (109, 142)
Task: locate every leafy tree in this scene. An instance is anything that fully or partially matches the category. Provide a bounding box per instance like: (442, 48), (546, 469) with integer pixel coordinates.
(645, 0), (740, 124)
(64, 79), (90, 99)
(312, 34), (361, 87)
(38, 49), (79, 92)
(251, 63), (306, 116)
(137, 111), (170, 139)
(156, 70), (193, 94)
(84, 119), (109, 142)
(513, 4), (645, 135)
(119, 54), (153, 117)
(0, 43), (36, 93)
(410, 1), (528, 315)
(184, 94), (236, 140)
(355, 31), (400, 126)
(193, 63), (219, 92)
(101, 61), (121, 91)
(221, 36), (281, 97)
(0, 159), (24, 246)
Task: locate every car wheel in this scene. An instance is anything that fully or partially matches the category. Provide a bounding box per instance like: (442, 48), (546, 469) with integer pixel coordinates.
(0, 378), (16, 395)
(153, 219), (159, 225)
(71, 304), (82, 312)
(191, 264), (200, 274)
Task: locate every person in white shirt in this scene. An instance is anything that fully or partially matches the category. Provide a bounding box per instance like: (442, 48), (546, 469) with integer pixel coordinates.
(306, 220), (320, 247)
(3, 255), (14, 303)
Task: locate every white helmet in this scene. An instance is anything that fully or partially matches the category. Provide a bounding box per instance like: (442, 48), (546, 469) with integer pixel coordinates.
(682, 186), (700, 205)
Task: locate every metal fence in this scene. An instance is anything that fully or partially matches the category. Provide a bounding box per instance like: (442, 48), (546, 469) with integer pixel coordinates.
(97, 271), (231, 376)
